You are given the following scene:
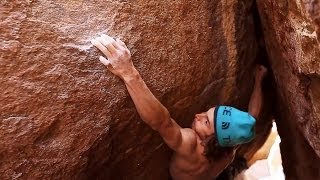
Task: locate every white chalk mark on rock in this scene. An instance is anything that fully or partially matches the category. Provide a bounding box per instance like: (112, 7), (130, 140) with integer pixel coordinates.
(63, 43), (94, 52)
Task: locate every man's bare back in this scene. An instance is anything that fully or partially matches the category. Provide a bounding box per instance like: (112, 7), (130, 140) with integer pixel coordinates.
(91, 34), (267, 180)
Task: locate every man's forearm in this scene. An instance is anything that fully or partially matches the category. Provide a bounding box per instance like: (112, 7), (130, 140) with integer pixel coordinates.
(122, 68), (170, 130)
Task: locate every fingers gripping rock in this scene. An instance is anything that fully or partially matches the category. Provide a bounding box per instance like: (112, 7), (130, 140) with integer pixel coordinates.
(99, 56), (110, 66)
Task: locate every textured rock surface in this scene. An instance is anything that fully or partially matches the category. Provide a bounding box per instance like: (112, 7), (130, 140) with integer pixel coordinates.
(305, 0), (320, 36)
(0, 0), (271, 179)
(257, 0), (320, 179)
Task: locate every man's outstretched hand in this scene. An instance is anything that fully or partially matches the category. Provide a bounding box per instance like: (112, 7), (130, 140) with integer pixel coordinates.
(91, 34), (135, 79)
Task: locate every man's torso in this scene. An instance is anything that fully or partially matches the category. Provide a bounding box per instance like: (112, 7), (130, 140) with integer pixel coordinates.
(169, 128), (233, 180)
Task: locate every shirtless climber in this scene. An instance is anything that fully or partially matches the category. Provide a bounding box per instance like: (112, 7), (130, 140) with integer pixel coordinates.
(91, 34), (267, 180)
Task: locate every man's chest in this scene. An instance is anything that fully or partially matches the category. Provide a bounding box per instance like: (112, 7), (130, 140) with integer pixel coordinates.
(170, 152), (210, 176)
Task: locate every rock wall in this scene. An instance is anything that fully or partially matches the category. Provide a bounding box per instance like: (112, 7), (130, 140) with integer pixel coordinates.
(304, 0), (320, 37)
(0, 0), (271, 179)
(256, 0), (320, 179)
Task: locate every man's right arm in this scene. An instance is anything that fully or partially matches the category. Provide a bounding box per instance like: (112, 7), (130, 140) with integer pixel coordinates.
(123, 69), (198, 154)
(91, 34), (195, 153)
(122, 68), (183, 150)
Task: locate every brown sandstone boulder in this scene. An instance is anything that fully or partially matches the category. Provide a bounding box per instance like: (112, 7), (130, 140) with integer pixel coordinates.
(257, 0), (320, 179)
(304, 0), (320, 37)
(0, 0), (271, 179)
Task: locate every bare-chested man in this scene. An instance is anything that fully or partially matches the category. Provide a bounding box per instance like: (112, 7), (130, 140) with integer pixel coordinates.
(91, 34), (267, 180)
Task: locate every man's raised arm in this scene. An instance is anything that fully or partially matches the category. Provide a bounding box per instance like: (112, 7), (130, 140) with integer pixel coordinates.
(91, 34), (183, 151)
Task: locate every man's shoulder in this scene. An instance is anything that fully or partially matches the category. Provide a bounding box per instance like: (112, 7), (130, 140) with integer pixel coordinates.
(176, 128), (199, 154)
(180, 128), (197, 139)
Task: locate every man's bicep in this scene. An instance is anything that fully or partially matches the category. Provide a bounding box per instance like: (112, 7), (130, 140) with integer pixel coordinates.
(158, 119), (195, 153)
(157, 118), (183, 151)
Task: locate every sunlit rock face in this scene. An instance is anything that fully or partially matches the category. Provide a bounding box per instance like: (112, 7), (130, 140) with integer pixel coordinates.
(257, 0), (320, 179)
(304, 0), (320, 37)
(0, 1), (271, 179)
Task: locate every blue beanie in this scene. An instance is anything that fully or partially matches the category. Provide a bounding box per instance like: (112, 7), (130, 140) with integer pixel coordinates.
(214, 106), (256, 147)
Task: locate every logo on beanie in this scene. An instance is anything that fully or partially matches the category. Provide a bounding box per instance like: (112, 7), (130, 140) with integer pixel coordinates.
(223, 107), (232, 116)
(223, 136), (232, 144)
(222, 122), (230, 129)
(221, 107), (232, 145)
(221, 107), (232, 130)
